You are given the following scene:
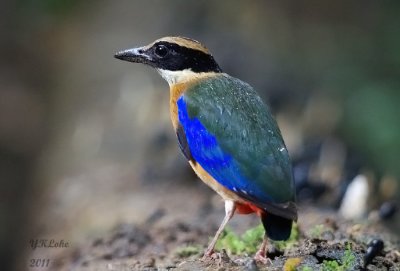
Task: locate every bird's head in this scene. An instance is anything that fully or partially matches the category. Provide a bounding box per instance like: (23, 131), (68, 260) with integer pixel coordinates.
(114, 36), (222, 85)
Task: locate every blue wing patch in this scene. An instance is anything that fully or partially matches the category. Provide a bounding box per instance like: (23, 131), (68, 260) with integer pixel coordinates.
(177, 96), (273, 203)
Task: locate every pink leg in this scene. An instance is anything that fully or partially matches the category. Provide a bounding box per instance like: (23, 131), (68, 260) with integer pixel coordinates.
(254, 236), (271, 264)
(202, 200), (236, 259)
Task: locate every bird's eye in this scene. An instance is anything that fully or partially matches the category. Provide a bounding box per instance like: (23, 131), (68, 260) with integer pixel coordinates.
(154, 45), (169, 58)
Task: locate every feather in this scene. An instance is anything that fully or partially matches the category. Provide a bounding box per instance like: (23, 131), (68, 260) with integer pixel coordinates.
(176, 74), (297, 221)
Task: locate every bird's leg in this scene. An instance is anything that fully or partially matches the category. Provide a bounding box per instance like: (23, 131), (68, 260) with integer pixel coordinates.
(254, 236), (272, 264)
(202, 200), (236, 259)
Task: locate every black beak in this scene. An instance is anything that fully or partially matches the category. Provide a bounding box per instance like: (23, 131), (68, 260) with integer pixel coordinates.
(114, 47), (151, 64)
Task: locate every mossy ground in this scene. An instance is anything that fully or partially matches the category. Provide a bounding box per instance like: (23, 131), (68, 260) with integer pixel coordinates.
(48, 207), (399, 271)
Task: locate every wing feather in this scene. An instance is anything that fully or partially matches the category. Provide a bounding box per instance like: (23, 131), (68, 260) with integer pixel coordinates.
(177, 74), (297, 220)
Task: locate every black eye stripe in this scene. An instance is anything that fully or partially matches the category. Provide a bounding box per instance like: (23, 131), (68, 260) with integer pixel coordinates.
(150, 41), (221, 73)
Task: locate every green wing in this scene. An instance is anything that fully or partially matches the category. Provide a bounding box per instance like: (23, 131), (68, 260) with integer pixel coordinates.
(181, 74), (297, 220)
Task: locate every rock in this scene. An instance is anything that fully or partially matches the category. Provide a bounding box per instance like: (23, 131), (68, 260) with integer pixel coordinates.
(339, 174), (369, 219)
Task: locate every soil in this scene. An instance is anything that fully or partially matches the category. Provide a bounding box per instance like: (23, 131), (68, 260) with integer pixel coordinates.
(26, 164), (398, 271)
(49, 205), (399, 271)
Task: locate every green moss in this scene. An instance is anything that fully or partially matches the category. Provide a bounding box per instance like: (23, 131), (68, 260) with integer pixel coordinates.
(322, 259), (341, 271)
(174, 245), (201, 257)
(342, 243), (356, 270)
(321, 243), (356, 271)
(301, 266), (313, 271)
(215, 224), (264, 254)
(215, 223), (299, 255)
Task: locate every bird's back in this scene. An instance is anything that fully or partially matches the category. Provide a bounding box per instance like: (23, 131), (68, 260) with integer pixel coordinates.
(178, 74), (297, 221)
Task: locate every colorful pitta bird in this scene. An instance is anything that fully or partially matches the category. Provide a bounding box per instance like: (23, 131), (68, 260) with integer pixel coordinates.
(114, 37), (297, 263)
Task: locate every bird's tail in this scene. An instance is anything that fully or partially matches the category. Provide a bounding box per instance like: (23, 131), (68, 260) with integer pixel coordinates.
(261, 212), (293, 241)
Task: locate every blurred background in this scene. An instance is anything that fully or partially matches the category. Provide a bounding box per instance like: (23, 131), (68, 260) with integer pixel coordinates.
(1, 1), (399, 270)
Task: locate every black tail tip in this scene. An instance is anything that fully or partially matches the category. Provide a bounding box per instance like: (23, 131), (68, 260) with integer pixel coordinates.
(261, 213), (293, 241)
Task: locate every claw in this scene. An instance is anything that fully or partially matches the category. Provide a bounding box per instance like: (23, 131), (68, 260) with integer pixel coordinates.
(254, 250), (272, 265)
(202, 249), (232, 267)
(253, 236), (271, 264)
(201, 249), (216, 261)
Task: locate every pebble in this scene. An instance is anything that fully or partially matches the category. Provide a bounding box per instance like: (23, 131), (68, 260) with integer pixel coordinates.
(339, 174), (369, 219)
(244, 259), (259, 271)
(320, 230), (335, 241)
(364, 239), (384, 268)
(379, 201), (397, 220)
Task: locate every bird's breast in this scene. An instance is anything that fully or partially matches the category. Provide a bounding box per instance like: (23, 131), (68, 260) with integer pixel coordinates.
(169, 82), (188, 130)
(169, 73), (218, 129)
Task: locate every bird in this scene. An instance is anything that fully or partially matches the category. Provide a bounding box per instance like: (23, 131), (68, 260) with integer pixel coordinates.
(114, 36), (297, 263)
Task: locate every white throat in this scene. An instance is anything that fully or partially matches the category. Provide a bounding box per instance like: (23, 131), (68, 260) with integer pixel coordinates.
(157, 69), (201, 86)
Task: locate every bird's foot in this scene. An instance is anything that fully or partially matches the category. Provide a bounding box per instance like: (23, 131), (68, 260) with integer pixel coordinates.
(201, 248), (216, 261)
(253, 250), (272, 265)
(201, 249), (231, 265)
